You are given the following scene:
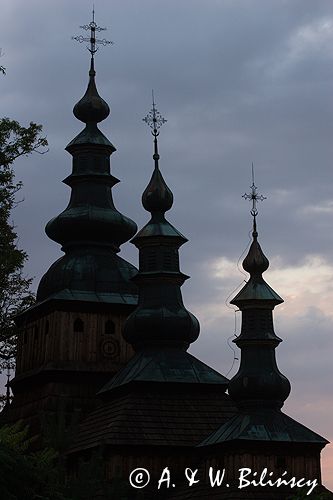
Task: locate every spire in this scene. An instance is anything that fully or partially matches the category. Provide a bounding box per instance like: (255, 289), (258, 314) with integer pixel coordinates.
(228, 173), (290, 410)
(37, 13), (137, 303)
(233, 167), (279, 304)
(141, 91), (172, 214)
(69, 11), (114, 148)
(122, 96), (199, 350)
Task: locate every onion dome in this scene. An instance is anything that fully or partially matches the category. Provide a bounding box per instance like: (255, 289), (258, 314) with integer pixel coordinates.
(231, 219), (283, 307)
(37, 24), (137, 304)
(242, 226), (269, 275)
(122, 97), (199, 350)
(142, 165), (173, 214)
(141, 112), (173, 215)
(73, 58), (110, 124)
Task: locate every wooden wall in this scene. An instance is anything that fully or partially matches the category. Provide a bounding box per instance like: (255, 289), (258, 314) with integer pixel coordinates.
(16, 309), (134, 375)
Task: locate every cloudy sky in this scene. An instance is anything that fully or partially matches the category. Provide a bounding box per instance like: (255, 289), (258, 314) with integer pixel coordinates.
(2, 0), (333, 489)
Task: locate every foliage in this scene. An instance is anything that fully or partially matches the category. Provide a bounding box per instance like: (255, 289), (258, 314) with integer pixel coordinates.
(0, 416), (115, 500)
(0, 403), (129, 499)
(40, 407), (114, 499)
(0, 118), (48, 368)
(0, 118), (48, 167)
(0, 421), (68, 500)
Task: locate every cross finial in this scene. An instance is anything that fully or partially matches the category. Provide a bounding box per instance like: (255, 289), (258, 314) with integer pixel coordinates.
(242, 163), (266, 223)
(72, 9), (113, 57)
(143, 90), (167, 138)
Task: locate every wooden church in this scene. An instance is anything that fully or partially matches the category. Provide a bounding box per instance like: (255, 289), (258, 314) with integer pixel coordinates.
(1, 15), (332, 500)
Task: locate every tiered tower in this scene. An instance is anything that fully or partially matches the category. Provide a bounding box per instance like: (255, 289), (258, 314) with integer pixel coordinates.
(197, 180), (328, 499)
(4, 15), (138, 432)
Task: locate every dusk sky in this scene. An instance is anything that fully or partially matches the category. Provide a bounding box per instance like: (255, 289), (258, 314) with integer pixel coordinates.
(2, 0), (333, 489)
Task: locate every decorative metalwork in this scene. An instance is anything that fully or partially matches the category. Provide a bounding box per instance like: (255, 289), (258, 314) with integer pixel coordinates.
(72, 8), (113, 56)
(143, 91), (167, 137)
(242, 163), (266, 217)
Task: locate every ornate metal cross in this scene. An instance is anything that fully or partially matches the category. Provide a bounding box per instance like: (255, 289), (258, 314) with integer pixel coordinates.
(242, 163), (266, 217)
(72, 8), (113, 56)
(143, 90), (167, 137)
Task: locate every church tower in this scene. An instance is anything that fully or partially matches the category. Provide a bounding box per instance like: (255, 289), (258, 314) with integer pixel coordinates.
(4, 15), (138, 431)
(196, 180), (329, 499)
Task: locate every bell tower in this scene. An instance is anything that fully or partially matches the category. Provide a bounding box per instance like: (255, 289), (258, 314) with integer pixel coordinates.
(4, 13), (138, 431)
(200, 175), (328, 496)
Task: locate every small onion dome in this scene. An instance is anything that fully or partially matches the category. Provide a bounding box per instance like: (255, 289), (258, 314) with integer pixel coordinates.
(73, 60), (110, 124)
(142, 166), (173, 214)
(231, 227), (283, 307)
(243, 230), (269, 275)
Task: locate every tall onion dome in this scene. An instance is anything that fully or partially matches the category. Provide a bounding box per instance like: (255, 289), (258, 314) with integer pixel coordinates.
(122, 95), (200, 350)
(224, 176), (291, 409)
(228, 215), (291, 409)
(37, 32), (137, 304)
(99, 96), (228, 397)
(200, 176), (327, 488)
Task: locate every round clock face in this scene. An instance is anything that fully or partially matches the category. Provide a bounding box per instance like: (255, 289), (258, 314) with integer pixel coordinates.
(100, 338), (120, 359)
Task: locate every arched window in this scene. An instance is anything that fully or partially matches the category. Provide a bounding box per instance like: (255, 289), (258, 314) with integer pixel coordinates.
(104, 320), (115, 335)
(45, 320), (49, 335)
(73, 318), (84, 333)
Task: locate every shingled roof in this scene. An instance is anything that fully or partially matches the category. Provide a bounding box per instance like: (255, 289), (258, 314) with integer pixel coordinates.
(67, 384), (235, 454)
(98, 348), (229, 393)
(200, 409), (328, 447)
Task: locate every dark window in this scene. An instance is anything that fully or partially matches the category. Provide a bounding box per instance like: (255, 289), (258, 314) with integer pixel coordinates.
(105, 320), (115, 335)
(45, 320), (49, 335)
(34, 326), (39, 342)
(74, 318), (84, 333)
